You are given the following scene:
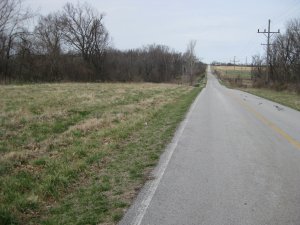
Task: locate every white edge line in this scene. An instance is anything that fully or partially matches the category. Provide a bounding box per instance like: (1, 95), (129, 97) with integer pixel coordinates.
(132, 90), (203, 225)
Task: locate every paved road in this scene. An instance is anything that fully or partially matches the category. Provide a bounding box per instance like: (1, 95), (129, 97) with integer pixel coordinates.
(119, 66), (300, 225)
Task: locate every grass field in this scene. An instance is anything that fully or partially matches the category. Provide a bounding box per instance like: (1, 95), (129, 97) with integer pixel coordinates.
(0, 81), (205, 225)
(212, 65), (252, 79)
(212, 65), (253, 88)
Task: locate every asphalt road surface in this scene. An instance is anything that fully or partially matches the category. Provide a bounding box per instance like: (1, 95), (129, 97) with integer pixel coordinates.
(119, 66), (300, 225)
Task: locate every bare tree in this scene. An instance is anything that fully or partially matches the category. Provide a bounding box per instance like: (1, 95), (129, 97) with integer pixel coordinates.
(253, 18), (300, 89)
(268, 18), (300, 86)
(185, 40), (197, 85)
(61, 2), (109, 80)
(0, 0), (32, 81)
(286, 19), (300, 84)
(251, 55), (265, 83)
(35, 14), (62, 55)
(34, 13), (64, 80)
(0, 1), (206, 83)
(0, 0), (18, 33)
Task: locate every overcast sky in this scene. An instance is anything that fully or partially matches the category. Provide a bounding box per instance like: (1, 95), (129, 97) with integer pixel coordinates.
(26, 0), (300, 63)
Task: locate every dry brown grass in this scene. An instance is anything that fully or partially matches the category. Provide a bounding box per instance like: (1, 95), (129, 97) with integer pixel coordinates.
(212, 65), (253, 87)
(214, 65), (252, 71)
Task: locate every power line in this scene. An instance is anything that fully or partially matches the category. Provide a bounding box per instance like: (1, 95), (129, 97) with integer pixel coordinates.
(272, 1), (300, 27)
(230, 56), (240, 70)
(257, 19), (280, 83)
(237, 2), (300, 65)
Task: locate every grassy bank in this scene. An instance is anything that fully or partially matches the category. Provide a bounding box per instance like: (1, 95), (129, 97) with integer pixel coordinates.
(211, 67), (300, 111)
(0, 81), (204, 225)
(239, 88), (300, 111)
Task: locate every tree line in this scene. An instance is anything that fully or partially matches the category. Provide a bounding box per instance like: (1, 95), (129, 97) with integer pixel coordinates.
(0, 0), (205, 83)
(252, 18), (300, 89)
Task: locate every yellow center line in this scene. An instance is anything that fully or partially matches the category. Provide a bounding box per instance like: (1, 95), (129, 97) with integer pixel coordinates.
(227, 91), (300, 150)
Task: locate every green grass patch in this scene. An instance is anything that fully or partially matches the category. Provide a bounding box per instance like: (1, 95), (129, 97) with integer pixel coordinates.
(0, 82), (204, 225)
(222, 69), (251, 78)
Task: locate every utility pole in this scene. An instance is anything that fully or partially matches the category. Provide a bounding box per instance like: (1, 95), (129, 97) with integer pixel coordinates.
(230, 56), (239, 70)
(258, 19), (280, 83)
